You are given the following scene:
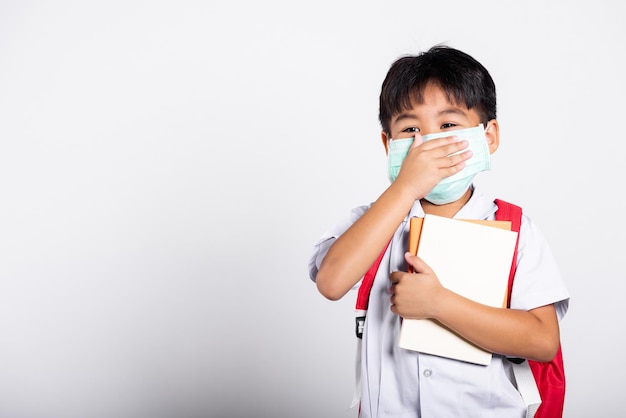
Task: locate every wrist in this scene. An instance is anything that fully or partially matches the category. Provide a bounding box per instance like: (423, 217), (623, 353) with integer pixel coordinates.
(429, 286), (453, 321)
(388, 178), (425, 205)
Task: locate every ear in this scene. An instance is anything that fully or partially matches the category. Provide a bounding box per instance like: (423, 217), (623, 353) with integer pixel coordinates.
(381, 131), (390, 154)
(485, 119), (500, 154)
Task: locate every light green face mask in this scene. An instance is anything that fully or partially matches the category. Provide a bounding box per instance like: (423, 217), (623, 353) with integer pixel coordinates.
(387, 124), (491, 205)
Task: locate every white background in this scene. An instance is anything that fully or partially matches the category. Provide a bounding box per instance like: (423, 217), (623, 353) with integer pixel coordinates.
(0, 1), (624, 417)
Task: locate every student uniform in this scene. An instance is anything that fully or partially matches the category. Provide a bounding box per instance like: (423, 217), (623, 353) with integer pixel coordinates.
(308, 186), (570, 418)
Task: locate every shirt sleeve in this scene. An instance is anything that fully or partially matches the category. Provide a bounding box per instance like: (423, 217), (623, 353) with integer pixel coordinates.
(510, 215), (570, 320)
(307, 205), (369, 283)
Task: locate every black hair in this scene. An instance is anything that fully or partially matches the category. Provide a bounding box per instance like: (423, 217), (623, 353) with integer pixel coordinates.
(378, 45), (497, 134)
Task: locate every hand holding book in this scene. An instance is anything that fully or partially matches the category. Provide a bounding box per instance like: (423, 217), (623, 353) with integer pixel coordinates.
(398, 214), (518, 365)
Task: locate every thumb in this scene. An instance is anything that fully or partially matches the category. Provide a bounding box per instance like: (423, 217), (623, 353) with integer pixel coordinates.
(405, 252), (430, 274)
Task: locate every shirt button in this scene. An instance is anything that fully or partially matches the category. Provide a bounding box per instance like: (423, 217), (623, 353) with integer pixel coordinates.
(423, 369), (432, 378)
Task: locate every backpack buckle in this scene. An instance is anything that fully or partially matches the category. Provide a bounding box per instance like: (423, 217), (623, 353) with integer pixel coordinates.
(355, 316), (365, 339)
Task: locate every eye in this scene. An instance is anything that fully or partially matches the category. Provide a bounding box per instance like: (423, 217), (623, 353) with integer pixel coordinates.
(441, 122), (458, 129)
(402, 126), (419, 133)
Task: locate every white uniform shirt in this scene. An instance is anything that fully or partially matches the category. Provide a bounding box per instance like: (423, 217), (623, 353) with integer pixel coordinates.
(308, 187), (570, 418)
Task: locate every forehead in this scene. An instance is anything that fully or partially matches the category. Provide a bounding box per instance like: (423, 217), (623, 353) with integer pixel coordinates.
(391, 83), (475, 123)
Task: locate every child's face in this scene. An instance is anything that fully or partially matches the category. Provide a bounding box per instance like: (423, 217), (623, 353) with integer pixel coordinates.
(382, 82), (498, 154)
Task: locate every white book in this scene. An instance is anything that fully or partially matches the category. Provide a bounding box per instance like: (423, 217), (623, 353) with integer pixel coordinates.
(398, 214), (518, 365)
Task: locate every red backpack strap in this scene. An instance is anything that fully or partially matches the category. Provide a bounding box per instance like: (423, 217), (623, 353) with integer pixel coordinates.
(494, 199), (522, 308)
(355, 241), (390, 338)
(496, 199), (566, 418)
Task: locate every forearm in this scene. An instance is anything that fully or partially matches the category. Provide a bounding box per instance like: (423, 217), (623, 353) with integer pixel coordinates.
(316, 183), (416, 300)
(432, 290), (560, 362)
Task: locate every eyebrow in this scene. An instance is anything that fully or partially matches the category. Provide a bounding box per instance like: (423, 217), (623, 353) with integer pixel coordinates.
(392, 113), (418, 124)
(392, 107), (469, 124)
(438, 108), (468, 117)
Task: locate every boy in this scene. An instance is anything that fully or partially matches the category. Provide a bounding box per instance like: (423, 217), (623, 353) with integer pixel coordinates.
(308, 45), (570, 417)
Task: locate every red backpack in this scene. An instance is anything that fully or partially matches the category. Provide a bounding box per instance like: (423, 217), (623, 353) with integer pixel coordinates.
(355, 199), (566, 417)
(495, 199), (566, 417)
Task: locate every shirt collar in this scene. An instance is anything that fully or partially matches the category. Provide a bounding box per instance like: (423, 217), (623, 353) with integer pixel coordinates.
(406, 184), (498, 221)
(454, 185), (498, 220)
